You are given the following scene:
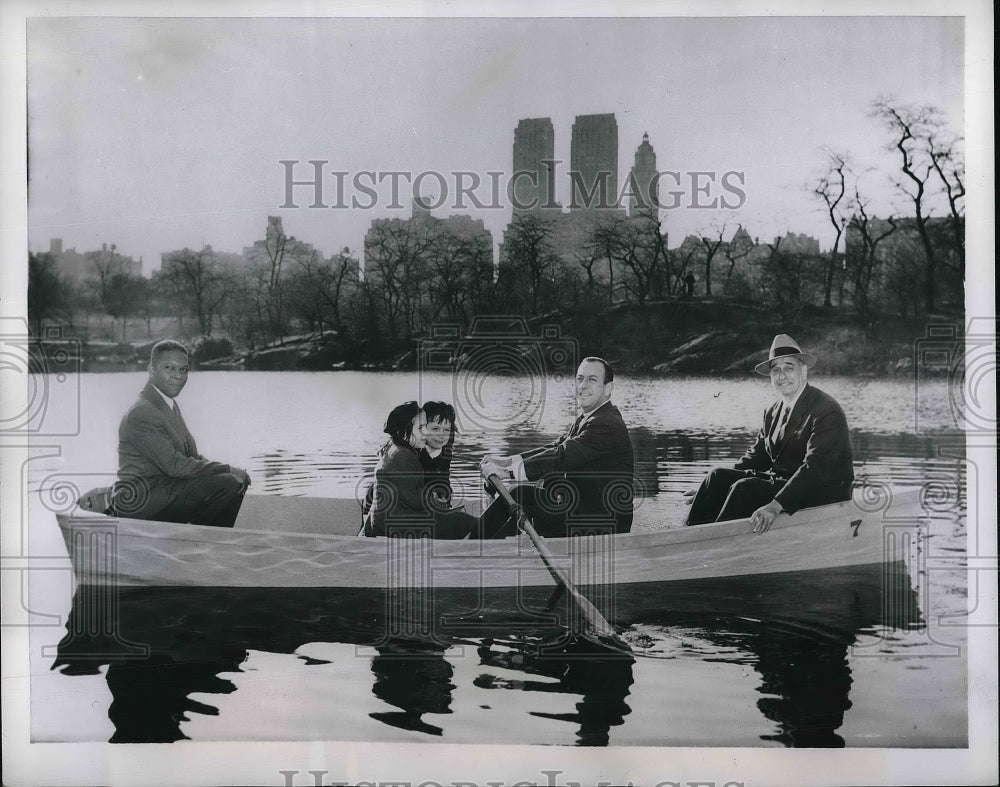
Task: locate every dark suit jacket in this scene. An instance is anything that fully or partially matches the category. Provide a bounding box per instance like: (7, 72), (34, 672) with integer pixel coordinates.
(116, 383), (232, 518)
(366, 442), (432, 536)
(735, 383), (854, 513)
(521, 401), (635, 532)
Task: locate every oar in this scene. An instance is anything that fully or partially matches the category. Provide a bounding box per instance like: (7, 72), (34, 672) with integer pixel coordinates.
(484, 472), (630, 653)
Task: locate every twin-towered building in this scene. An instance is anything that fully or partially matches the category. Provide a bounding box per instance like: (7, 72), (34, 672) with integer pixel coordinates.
(506, 113), (663, 280)
(512, 113), (653, 216)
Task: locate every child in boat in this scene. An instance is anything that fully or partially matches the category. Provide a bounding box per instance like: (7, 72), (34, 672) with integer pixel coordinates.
(419, 401), (457, 508)
(362, 401), (477, 539)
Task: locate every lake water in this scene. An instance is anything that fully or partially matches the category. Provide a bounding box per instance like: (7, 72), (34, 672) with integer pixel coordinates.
(25, 371), (969, 747)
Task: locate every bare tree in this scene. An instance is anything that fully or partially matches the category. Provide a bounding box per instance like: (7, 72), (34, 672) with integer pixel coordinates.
(364, 218), (438, 338)
(499, 212), (560, 315)
(583, 221), (617, 304)
(811, 151), (850, 307)
(426, 232), (493, 326)
(845, 184), (898, 315)
(722, 225), (754, 293)
(87, 244), (133, 310)
(286, 248), (359, 333)
(27, 251), (69, 335)
(159, 246), (231, 335)
(760, 235), (808, 318)
(102, 272), (146, 342)
(871, 98), (956, 311)
(927, 131), (966, 279)
(576, 247), (602, 300)
(698, 224), (727, 297)
(589, 214), (668, 306)
(667, 236), (701, 295)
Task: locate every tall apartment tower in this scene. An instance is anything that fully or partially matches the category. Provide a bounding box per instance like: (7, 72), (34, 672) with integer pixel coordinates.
(570, 113), (618, 210)
(512, 117), (556, 213)
(629, 132), (658, 216)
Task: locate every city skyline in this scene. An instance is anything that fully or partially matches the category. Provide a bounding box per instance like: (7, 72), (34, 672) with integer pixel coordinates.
(25, 16), (966, 272)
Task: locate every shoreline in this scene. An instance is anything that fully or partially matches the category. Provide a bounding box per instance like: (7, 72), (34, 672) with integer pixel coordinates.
(31, 300), (965, 378)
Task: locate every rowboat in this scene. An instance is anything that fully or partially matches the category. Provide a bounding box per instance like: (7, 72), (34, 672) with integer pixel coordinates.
(55, 486), (924, 591)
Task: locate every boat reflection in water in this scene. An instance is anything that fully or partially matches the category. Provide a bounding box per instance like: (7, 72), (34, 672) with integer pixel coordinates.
(368, 641), (456, 737)
(52, 561), (919, 746)
(471, 637), (635, 746)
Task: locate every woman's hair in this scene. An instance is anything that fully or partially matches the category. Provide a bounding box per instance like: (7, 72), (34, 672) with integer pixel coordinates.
(381, 400), (422, 450)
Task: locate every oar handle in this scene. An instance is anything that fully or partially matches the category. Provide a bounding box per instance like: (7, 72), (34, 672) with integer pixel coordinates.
(486, 471), (519, 510)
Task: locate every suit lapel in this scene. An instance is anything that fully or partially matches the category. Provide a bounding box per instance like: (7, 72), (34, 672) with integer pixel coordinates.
(567, 413), (586, 438)
(172, 402), (196, 456)
(772, 385), (813, 459)
(142, 383), (195, 456)
(569, 401), (615, 439)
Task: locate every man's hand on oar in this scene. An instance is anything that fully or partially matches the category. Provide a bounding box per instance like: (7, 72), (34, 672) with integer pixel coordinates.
(481, 467), (631, 654)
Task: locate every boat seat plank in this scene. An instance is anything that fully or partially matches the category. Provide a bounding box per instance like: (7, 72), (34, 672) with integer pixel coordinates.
(235, 494), (487, 536)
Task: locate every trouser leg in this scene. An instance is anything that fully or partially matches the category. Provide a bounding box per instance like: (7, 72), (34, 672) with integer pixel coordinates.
(716, 476), (782, 522)
(165, 474), (246, 527)
(477, 484), (566, 539)
(685, 468), (748, 526)
(479, 490), (521, 539)
(432, 508), (478, 539)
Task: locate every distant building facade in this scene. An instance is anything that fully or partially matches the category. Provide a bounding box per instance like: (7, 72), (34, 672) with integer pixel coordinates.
(628, 132), (658, 216)
(844, 215), (954, 265)
(47, 238), (143, 285)
(363, 200), (494, 280)
(512, 117), (558, 214)
(774, 232), (821, 256)
(570, 113), (619, 211)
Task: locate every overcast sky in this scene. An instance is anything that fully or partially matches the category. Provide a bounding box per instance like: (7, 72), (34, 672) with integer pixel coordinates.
(26, 15), (964, 271)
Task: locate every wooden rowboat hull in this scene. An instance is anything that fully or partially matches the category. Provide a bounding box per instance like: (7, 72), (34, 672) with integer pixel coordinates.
(55, 487), (924, 590)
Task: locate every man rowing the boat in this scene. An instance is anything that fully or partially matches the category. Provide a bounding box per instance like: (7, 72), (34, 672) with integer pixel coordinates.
(685, 334), (854, 534)
(478, 356), (635, 537)
(111, 340), (251, 527)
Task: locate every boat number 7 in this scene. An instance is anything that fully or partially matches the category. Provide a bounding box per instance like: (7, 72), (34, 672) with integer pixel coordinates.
(849, 519), (862, 537)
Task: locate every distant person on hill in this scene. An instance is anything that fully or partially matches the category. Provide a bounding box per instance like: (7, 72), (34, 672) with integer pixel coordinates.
(111, 340), (251, 526)
(684, 271), (696, 298)
(685, 334), (854, 533)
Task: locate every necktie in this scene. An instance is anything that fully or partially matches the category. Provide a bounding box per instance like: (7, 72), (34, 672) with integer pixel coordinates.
(774, 404), (791, 443)
(569, 413), (586, 437)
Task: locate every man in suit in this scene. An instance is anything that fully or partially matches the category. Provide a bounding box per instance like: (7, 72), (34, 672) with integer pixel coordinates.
(685, 334), (854, 534)
(479, 356), (634, 537)
(112, 340), (251, 527)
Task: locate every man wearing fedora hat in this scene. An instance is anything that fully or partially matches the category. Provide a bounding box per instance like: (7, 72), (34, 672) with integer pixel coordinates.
(685, 334), (854, 533)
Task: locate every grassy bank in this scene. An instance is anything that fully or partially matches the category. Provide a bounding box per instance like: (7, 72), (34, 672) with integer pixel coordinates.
(552, 298), (963, 378)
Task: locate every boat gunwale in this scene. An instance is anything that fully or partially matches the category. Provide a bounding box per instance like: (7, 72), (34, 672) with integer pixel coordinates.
(54, 489), (919, 557)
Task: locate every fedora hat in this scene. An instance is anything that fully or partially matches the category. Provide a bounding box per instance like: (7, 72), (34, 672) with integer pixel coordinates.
(754, 334), (817, 375)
